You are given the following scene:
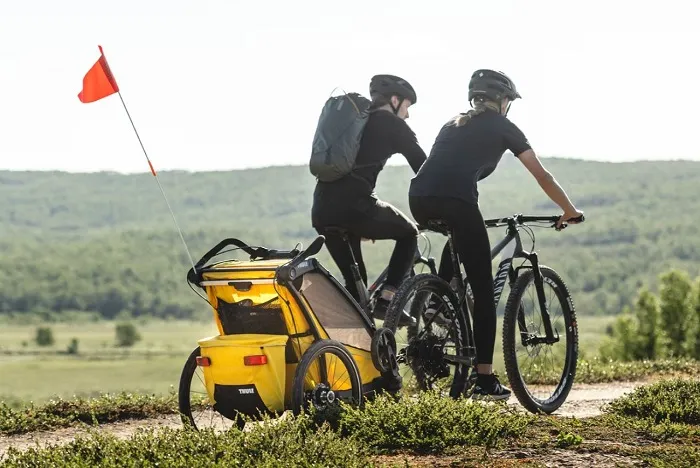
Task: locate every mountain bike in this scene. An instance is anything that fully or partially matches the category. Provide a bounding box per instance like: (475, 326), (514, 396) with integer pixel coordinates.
(381, 213), (584, 414)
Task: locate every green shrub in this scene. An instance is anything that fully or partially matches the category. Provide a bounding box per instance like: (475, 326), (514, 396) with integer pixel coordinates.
(0, 392), (178, 435)
(0, 416), (369, 468)
(115, 322), (141, 347)
(601, 269), (700, 362)
(35, 326), (54, 347)
(337, 390), (531, 453)
(66, 338), (79, 355)
(605, 379), (700, 425)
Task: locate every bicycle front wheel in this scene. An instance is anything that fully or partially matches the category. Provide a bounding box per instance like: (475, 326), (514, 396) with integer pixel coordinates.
(502, 266), (579, 414)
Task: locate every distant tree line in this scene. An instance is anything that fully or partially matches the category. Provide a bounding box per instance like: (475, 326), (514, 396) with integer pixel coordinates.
(2, 160), (700, 320)
(601, 268), (700, 361)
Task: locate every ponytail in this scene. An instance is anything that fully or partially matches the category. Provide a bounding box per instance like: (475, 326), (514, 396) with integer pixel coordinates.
(449, 97), (500, 127)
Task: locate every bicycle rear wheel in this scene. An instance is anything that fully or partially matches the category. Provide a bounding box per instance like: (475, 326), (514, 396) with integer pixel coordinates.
(383, 273), (471, 399)
(502, 266), (579, 414)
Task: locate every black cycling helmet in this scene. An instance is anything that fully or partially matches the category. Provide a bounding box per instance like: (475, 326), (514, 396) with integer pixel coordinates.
(468, 69), (521, 103)
(369, 74), (417, 105)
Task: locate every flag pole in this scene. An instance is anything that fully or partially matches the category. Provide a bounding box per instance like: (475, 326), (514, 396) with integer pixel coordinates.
(116, 91), (197, 273)
(78, 45), (197, 273)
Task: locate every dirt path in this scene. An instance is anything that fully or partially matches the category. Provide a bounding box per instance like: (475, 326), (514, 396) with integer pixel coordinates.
(0, 415), (183, 458)
(532, 380), (643, 418)
(0, 380), (645, 459)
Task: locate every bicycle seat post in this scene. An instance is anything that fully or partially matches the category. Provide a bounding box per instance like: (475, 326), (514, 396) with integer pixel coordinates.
(446, 229), (464, 293)
(426, 220), (463, 294)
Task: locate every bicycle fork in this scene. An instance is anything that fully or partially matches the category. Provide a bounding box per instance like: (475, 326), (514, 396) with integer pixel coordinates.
(521, 252), (559, 346)
(494, 226), (558, 348)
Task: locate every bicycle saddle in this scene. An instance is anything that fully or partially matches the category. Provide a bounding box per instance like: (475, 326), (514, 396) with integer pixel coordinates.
(418, 220), (450, 235)
(319, 226), (350, 236)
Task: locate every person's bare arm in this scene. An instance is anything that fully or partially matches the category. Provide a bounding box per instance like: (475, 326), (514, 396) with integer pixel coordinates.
(517, 149), (583, 226)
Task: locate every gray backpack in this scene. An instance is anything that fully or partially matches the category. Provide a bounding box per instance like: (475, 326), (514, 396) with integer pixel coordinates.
(309, 92), (372, 182)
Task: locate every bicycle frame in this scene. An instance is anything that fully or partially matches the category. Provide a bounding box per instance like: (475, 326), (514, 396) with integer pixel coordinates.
(367, 244), (437, 304)
(325, 231), (436, 321)
(421, 214), (564, 346)
(339, 214), (566, 348)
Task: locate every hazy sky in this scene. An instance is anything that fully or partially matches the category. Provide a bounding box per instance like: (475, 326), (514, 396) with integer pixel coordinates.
(1, 0), (698, 173)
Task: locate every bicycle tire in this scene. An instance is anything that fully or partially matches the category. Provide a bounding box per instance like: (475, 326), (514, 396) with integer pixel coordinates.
(178, 347), (246, 430)
(502, 266), (579, 414)
(291, 339), (363, 416)
(384, 273), (470, 399)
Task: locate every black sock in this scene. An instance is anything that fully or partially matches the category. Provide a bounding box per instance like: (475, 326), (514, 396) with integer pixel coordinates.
(476, 373), (495, 384)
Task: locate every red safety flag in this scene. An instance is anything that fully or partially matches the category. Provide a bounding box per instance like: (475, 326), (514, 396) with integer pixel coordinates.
(78, 45), (119, 103)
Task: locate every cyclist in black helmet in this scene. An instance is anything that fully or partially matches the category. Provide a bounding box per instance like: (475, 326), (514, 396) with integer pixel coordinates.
(409, 69), (584, 400)
(312, 74), (427, 324)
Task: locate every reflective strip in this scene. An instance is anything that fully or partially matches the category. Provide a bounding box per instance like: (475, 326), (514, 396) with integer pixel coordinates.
(200, 279), (275, 286)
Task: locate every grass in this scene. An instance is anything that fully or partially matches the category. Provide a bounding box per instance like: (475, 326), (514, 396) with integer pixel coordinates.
(605, 378), (700, 425)
(522, 357), (700, 385)
(574, 357), (700, 384)
(337, 391), (531, 453)
(0, 320), (218, 404)
(0, 356), (186, 405)
(3, 380), (700, 467)
(0, 392), (179, 435)
(0, 320), (218, 353)
(1, 316), (698, 406)
(0, 416), (370, 468)
(0, 391), (531, 467)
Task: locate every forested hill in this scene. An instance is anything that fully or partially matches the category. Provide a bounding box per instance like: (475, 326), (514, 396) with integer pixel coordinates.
(1, 157), (699, 320)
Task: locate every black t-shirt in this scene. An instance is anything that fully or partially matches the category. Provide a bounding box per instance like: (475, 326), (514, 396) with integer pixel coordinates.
(314, 109), (427, 200)
(409, 108), (531, 204)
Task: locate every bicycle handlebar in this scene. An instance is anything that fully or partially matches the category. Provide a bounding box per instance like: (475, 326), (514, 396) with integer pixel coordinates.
(485, 214), (585, 226)
(418, 214), (585, 234)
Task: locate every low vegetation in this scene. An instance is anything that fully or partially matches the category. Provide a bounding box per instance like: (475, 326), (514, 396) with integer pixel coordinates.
(0, 392), (178, 435)
(0, 392), (531, 467)
(605, 378), (700, 425)
(336, 391), (531, 453)
(3, 380), (700, 467)
(2, 354), (700, 437)
(0, 417), (369, 468)
(573, 356), (700, 383)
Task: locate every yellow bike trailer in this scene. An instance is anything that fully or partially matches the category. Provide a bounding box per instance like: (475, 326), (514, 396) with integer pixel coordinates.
(178, 236), (400, 430)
